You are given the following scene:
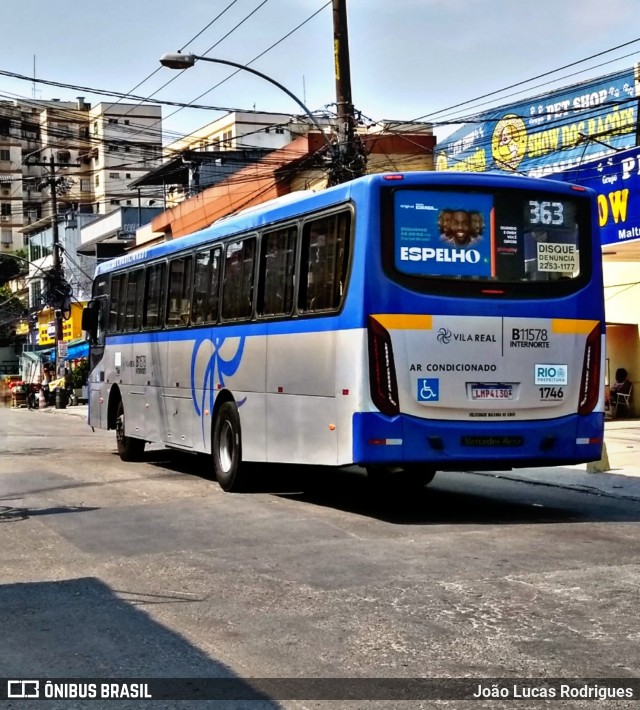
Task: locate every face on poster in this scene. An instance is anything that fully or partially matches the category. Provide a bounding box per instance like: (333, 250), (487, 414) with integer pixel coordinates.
(394, 190), (493, 277)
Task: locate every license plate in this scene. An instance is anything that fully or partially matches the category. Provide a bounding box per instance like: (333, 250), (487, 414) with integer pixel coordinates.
(471, 385), (513, 400)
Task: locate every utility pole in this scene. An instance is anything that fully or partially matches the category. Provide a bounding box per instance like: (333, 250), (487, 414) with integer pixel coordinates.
(331, 0), (366, 185)
(48, 154), (65, 376)
(25, 153), (70, 377)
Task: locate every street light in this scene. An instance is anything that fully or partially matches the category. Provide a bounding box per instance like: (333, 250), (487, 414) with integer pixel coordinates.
(159, 53), (334, 153)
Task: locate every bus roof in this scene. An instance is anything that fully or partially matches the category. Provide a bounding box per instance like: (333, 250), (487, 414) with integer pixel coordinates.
(95, 170), (593, 276)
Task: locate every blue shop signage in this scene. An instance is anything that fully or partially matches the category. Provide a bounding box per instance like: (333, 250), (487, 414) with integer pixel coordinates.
(435, 70), (637, 178)
(556, 146), (640, 248)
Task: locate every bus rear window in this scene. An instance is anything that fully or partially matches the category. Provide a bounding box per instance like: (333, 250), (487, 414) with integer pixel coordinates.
(390, 188), (588, 286)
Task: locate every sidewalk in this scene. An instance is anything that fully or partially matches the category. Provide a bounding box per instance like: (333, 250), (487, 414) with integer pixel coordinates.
(24, 404), (640, 501)
(482, 419), (640, 503)
(599, 418), (640, 476)
(39, 402), (89, 420)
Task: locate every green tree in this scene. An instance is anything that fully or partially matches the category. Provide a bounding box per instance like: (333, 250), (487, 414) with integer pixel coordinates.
(0, 285), (26, 345)
(0, 251), (29, 288)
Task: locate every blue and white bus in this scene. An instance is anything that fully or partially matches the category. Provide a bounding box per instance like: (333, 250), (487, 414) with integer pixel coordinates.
(82, 171), (605, 491)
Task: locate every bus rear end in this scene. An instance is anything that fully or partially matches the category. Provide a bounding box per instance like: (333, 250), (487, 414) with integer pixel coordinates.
(355, 173), (605, 478)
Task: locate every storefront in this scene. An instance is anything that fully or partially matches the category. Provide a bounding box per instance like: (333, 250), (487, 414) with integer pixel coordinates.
(556, 146), (640, 415)
(36, 303), (85, 349)
(434, 67), (640, 416)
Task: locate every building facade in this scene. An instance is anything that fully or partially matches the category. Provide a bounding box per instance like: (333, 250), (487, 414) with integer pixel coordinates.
(0, 98), (163, 253)
(434, 67), (640, 415)
(148, 114), (435, 239)
(156, 111), (331, 207)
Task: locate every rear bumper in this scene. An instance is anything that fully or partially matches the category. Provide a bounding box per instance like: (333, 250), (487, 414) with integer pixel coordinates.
(352, 411), (604, 469)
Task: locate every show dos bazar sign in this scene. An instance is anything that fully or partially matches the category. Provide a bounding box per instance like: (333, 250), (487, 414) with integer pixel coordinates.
(435, 70), (637, 178)
(556, 145), (640, 248)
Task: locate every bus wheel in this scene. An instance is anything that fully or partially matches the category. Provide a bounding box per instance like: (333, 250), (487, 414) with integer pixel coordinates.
(115, 400), (145, 462)
(366, 465), (436, 490)
(213, 402), (246, 492)
(402, 465), (437, 487)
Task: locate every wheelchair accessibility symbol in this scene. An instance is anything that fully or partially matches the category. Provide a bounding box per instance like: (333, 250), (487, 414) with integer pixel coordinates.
(417, 378), (439, 402)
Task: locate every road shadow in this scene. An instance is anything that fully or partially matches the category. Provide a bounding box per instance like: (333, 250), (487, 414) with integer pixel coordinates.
(271, 466), (588, 525)
(0, 577), (281, 708)
(0, 473), (161, 501)
(0, 504), (99, 523)
(145, 451), (640, 525)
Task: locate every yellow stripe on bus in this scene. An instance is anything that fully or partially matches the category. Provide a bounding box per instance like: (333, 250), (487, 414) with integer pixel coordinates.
(371, 315), (597, 334)
(551, 319), (599, 334)
(371, 314), (433, 330)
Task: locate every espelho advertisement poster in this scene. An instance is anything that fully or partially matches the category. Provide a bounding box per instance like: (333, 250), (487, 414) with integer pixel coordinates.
(394, 191), (493, 277)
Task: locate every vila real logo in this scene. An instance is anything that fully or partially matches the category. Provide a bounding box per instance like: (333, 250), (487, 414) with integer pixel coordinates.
(437, 327), (496, 344)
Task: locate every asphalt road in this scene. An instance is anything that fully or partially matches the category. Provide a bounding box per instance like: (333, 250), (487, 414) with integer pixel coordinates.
(1, 406), (640, 709)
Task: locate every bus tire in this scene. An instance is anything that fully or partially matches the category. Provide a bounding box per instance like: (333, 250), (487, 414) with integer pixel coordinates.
(213, 402), (246, 492)
(367, 465), (436, 490)
(402, 464), (437, 487)
(115, 399), (145, 462)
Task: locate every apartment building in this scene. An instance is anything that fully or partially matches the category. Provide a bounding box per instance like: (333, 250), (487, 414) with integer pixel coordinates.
(165, 111), (304, 155)
(88, 102), (163, 213)
(156, 111), (328, 207)
(0, 98), (163, 252)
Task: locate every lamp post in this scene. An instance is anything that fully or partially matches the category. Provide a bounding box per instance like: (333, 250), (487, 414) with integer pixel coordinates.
(159, 53), (334, 155)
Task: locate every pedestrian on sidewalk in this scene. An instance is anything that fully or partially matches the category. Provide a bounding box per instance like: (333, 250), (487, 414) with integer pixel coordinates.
(609, 368), (632, 416)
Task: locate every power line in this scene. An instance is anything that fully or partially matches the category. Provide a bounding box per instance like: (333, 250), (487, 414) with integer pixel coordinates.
(410, 36), (640, 123)
(110, 0), (244, 107)
(0, 68), (253, 113)
(131, 1), (331, 142)
(427, 51), (640, 127)
(111, 0), (265, 125)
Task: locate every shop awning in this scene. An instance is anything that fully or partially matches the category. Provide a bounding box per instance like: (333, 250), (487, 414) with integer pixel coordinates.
(66, 338), (89, 360)
(42, 338), (88, 362)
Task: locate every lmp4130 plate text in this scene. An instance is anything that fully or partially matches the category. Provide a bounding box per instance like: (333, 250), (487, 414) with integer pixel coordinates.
(471, 386), (513, 400)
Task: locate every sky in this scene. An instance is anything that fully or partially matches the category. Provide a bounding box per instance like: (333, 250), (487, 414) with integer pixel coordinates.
(3, 0), (640, 144)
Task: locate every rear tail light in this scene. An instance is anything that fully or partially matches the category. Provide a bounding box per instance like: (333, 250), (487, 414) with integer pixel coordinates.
(578, 323), (602, 415)
(368, 316), (399, 415)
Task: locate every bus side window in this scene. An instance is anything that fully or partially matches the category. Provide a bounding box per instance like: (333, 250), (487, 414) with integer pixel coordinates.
(222, 238), (256, 321)
(124, 269), (144, 332)
(207, 248), (221, 322)
(298, 211), (351, 313)
(108, 273), (127, 333)
(192, 248), (221, 324)
(258, 226), (297, 317)
(91, 277), (108, 346)
(166, 256), (193, 327)
(143, 262), (166, 329)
